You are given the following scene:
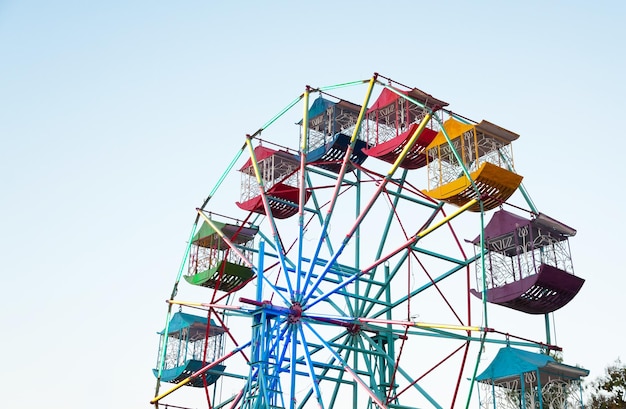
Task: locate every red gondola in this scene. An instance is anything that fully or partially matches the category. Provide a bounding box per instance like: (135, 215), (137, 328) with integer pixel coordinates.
(236, 145), (311, 219)
(363, 86), (447, 169)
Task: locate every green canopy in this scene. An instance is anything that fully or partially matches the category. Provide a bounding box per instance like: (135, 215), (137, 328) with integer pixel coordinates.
(192, 220), (258, 248)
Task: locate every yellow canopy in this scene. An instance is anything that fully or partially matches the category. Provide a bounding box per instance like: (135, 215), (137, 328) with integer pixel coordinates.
(427, 117), (519, 150)
(426, 118), (474, 148)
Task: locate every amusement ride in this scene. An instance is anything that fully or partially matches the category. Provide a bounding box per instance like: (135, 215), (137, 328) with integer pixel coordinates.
(150, 74), (588, 409)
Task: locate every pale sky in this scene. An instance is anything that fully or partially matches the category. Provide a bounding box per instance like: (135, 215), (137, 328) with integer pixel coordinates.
(1, 1), (625, 408)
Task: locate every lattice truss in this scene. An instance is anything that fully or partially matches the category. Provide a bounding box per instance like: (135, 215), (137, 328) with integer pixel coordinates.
(426, 128), (514, 190)
(477, 372), (585, 409)
(304, 103), (362, 152)
(364, 96), (437, 145)
(474, 227), (575, 290)
(188, 239), (255, 276)
(239, 153), (300, 202)
(157, 328), (225, 371)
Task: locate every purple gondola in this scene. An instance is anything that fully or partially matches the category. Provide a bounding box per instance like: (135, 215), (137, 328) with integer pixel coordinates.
(470, 209), (584, 314)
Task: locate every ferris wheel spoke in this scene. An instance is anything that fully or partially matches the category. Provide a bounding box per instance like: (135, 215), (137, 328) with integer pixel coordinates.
(299, 180), (359, 263)
(246, 312), (292, 408)
(354, 169), (411, 316)
(309, 282), (355, 318)
(253, 231), (301, 305)
(242, 138), (299, 300)
(150, 341), (251, 405)
(313, 75), (376, 223)
(301, 320), (388, 409)
(298, 345), (349, 409)
(391, 343), (469, 408)
(197, 211), (255, 269)
(372, 261), (474, 325)
(255, 230), (296, 270)
(304, 262), (401, 316)
(300, 77), (377, 293)
(304, 173), (335, 256)
(288, 333), (354, 409)
(360, 331), (444, 409)
(295, 324), (326, 409)
(295, 88), (313, 298)
(352, 336), (380, 393)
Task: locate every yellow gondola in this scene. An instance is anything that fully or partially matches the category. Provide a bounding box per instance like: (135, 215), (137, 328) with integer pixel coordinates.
(422, 117), (522, 211)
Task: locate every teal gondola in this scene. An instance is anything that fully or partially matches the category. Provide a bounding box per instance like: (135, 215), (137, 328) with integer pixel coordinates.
(153, 312), (226, 387)
(477, 346), (588, 408)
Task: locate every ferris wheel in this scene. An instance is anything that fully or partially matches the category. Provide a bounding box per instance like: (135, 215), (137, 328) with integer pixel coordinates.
(150, 74), (587, 409)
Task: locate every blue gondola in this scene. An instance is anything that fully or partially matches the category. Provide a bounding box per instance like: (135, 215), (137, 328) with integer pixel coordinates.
(302, 96), (369, 173)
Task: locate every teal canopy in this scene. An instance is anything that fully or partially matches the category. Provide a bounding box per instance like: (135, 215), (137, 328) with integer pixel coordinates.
(298, 96), (361, 128)
(477, 346), (588, 387)
(159, 312), (225, 339)
(308, 96), (335, 120)
(192, 220), (258, 248)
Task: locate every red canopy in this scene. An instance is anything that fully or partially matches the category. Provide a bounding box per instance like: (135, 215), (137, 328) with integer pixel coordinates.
(367, 87), (448, 114)
(239, 145), (298, 171)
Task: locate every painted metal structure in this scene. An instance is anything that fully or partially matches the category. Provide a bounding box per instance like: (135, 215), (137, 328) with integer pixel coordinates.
(185, 219), (258, 292)
(423, 118), (523, 211)
(476, 346), (588, 408)
(470, 210), (585, 314)
(153, 312), (227, 387)
(363, 86), (447, 169)
(303, 96), (369, 173)
(151, 74), (586, 409)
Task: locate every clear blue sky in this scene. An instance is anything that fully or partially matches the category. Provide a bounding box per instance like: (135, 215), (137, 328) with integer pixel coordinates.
(1, 1), (624, 408)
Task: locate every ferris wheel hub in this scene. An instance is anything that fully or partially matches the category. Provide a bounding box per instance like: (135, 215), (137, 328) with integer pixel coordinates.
(288, 302), (303, 323)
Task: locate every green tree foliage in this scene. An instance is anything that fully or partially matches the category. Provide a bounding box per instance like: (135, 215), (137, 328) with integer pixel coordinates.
(588, 359), (626, 409)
